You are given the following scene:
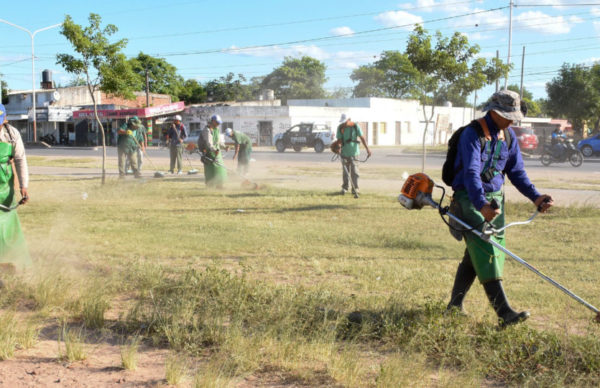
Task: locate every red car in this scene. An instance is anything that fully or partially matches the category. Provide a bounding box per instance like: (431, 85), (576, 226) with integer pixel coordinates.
(511, 126), (538, 151)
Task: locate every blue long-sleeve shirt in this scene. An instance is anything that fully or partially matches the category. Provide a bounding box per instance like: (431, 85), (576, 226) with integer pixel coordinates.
(451, 113), (540, 210)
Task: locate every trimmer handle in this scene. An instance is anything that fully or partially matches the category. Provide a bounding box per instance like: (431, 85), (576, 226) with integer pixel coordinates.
(537, 197), (551, 212)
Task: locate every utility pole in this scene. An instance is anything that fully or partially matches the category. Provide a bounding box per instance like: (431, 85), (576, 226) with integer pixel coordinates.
(504, 0), (514, 89)
(145, 68), (150, 107)
(519, 46), (526, 99)
(496, 50), (500, 92)
(472, 90), (478, 120)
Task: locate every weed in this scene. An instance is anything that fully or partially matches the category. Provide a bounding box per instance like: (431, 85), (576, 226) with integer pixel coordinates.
(81, 291), (110, 329)
(165, 354), (187, 386)
(58, 325), (87, 362)
(120, 335), (140, 370)
(0, 313), (17, 360)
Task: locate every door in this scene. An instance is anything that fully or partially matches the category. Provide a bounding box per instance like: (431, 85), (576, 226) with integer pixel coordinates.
(372, 122), (378, 146)
(395, 121), (402, 145)
(259, 121), (273, 146)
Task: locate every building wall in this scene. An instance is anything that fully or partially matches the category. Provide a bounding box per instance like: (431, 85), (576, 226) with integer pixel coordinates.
(101, 92), (171, 108)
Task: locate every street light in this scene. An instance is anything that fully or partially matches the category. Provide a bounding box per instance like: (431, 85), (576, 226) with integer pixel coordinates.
(0, 19), (62, 142)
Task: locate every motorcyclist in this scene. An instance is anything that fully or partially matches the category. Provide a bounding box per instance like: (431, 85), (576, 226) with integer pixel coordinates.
(551, 128), (567, 159)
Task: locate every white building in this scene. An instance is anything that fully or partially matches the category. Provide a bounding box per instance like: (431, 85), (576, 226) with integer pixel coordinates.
(183, 97), (475, 146)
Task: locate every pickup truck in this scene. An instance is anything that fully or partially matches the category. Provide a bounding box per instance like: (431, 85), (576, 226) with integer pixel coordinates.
(273, 123), (335, 153)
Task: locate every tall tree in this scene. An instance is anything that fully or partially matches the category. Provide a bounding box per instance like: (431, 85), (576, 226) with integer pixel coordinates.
(351, 51), (418, 98)
(1, 79), (8, 104)
(546, 63), (600, 135)
(404, 26), (509, 171)
(205, 73), (251, 102)
(57, 13), (138, 184)
(129, 52), (183, 101)
(178, 79), (207, 104)
(261, 56), (327, 102)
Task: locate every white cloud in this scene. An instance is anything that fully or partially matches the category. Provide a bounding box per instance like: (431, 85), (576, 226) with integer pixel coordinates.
(568, 16), (584, 24)
(515, 11), (576, 35)
(516, 0), (568, 9)
(399, 0), (477, 13)
(591, 7), (600, 17)
(374, 11), (423, 30)
(582, 56), (600, 64)
(228, 45), (330, 60)
(330, 26), (355, 37)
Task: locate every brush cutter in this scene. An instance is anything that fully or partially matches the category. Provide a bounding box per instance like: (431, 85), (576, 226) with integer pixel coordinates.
(331, 152), (370, 198)
(131, 135), (165, 178)
(0, 196), (27, 212)
(196, 151), (262, 190)
(184, 143), (199, 175)
(398, 173), (600, 323)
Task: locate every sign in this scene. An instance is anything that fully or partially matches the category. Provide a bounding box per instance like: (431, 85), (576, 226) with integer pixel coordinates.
(73, 101), (185, 120)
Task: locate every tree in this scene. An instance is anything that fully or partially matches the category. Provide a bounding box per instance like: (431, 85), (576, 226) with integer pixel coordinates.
(546, 63), (600, 136)
(507, 84), (540, 117)
(261, 56), (327, 102)
(1, 79), (8, 104)
(57, 13), (138, 184)
(205, 73), (251, 102)
(178, 79), (207, 104)
(404, 26), (509, 171)
(129, 52), (183, 101)
(327, 86), (353, 99)
(351, 51), (418, 98)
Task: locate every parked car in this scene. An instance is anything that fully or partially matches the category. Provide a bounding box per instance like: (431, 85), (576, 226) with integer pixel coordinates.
(577, 133), (600, 157)
(273, 123), (335, 153)
(511, 126), (538, 151)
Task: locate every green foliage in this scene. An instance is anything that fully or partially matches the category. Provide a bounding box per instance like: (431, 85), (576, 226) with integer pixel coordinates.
(351, 51), (418, 98)
(261, 56), (328, 101)
(506, 84), (541, 117)
(178, 79), (207, 104)
(1, 79), (8, 104)
(205, 72), (251, 102)
(129, 52), (184, 100)
(546, 63), (600, 135)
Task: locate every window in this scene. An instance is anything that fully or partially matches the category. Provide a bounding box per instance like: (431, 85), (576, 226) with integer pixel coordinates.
(221, 122), (233, 133)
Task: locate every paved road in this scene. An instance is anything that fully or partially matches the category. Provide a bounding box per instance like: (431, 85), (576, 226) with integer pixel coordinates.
(27, 146), (600, 173)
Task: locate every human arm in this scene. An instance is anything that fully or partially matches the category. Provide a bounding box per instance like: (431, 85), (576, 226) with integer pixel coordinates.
(232, 143), (240, 160)
(359, 135), (371, 157)
(8, 125), (29, 202)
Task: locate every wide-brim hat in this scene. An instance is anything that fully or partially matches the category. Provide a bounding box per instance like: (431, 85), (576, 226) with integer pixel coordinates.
(483, 89), (524, 121)
(339, 113), (350, 124)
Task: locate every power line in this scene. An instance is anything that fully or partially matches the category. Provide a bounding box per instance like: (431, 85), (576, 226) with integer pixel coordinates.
(151, 6), (510, 57)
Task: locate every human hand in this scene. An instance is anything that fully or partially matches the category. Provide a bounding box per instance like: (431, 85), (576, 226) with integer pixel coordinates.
(480, 203), (500, 222)
(20, 188), (29, 204)
(534, 195), (553, 212)
(367, 149), (372, 157)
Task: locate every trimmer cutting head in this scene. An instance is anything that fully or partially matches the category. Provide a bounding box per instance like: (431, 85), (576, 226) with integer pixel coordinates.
(188, 169), (199, 175)
(154, 171), (165, 178)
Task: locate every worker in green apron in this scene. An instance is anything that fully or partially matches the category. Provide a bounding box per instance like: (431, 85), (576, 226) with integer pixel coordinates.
(198, 114), (227, 188)
(0, 103), (31, 275)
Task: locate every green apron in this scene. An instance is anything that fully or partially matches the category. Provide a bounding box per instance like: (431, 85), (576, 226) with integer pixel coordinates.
(454, 189), (505, 283)
(203, 129), (227, 187)
(0, 142), (31, 269)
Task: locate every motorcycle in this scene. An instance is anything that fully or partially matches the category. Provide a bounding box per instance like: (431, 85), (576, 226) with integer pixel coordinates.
(540, 139), (584, 167)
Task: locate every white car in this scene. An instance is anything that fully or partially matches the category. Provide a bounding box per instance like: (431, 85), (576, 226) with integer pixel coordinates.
(273, 123), (335, 153)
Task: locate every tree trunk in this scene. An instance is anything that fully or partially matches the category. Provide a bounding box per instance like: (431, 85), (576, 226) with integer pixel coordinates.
(421, 104), (436, 173)
(87, 81), (106, 185)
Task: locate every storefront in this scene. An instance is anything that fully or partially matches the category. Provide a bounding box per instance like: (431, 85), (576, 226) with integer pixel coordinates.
(72, 101), (185, 146)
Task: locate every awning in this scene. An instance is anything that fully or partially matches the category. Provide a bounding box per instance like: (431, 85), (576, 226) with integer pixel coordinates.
(73, 101), (185, 120)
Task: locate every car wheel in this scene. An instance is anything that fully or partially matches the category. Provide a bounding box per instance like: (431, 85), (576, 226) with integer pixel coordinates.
(540, 152), (552, 166)
(581, 145), (594, 157)
(569, 151), (584, 167)
(314, 140), (324, 153)
(275, 140), (286, 153)
(293, 145), (302, 152)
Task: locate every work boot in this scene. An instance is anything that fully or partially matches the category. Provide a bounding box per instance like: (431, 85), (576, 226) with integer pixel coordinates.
(483, 280), (530, 328)
(447, 257), (477, 312)
(340, 188), (347, 195)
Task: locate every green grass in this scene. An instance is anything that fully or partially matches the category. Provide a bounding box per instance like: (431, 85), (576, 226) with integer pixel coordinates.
(1, 174), (599, 386)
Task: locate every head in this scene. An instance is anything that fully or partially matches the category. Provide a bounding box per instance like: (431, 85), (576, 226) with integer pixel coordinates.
(225, 128), (233, 137)
(483, 89), (527, 129)
(128, 116), (142, 128)
(338, 113), (350, 127)
(0, 104), (5, 126)
(173, 114), (182, 125)
(209, 114), (222, 128)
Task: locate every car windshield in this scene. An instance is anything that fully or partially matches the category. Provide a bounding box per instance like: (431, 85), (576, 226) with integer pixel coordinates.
(313, 125), (331, 132)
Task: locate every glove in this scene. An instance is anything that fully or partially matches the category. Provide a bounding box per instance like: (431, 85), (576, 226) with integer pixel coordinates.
(126, 130), (133, 136)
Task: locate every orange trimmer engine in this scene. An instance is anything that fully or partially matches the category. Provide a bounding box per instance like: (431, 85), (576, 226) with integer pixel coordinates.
(398, 173), (435, 210)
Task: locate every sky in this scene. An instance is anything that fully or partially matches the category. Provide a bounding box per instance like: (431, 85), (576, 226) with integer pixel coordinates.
(1, 0), (600, 102)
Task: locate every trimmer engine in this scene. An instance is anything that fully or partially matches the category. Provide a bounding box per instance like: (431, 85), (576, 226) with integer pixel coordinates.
(398, 173), (435, 210)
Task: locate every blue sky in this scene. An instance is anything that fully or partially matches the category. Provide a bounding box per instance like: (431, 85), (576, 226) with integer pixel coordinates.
(1, 0), (599, 101)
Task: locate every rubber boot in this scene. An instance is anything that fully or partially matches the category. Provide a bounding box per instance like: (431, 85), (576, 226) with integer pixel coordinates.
(447, 252), (477, 312)
(483, 280), (530, 328)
